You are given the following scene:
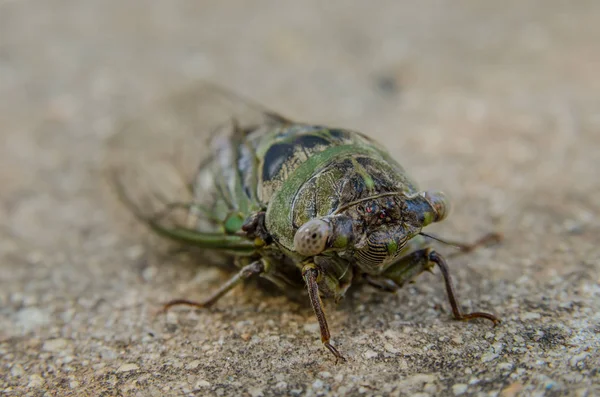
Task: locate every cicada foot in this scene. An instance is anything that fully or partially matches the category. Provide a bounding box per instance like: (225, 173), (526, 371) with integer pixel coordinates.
(159, 299), (211, 314)
(421, 232), (503, 258)
(325, 342), (347, 364)
(302, 264), (347, 363)
(158, 260), (265, 315)
(453, 232), (503, 254)
(382, 248), (500, 326)
(428, 251), (501, 326)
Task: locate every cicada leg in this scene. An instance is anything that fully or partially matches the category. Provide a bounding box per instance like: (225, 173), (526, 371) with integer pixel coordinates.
(150, 224), (257, 254)
(363, 275), (400, 293)
(146, 205), (257, 253)
(111, 168), (257, 254)
(302, 264), (346, 363)
(161, 260), (265, 312)
(382, 249), (500, 325)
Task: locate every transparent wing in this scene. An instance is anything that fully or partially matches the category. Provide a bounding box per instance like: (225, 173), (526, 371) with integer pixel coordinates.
(104, 82), (289, 244)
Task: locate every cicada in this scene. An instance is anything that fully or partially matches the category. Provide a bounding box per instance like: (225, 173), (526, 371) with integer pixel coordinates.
(106, 83), (500, 362)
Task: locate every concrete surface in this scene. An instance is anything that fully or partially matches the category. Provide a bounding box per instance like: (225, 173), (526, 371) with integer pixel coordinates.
(1, 1), (599, 396)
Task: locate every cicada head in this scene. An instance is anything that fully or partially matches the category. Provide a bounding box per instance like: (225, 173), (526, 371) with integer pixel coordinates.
(292, 190), (450, 272)
(352, 191), (449, 272)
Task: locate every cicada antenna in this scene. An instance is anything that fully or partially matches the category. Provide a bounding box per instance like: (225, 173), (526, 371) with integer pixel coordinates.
(419, 232), (503, 253)
(418, 232), (465, 250)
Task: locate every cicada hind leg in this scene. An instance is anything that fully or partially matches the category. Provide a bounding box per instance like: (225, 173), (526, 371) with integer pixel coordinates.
(427, 251), (500, 324)
(381, 248), (501, 325)
(160, 260), (265, 312)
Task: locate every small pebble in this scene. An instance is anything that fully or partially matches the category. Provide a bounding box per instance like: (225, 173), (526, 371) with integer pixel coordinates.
(275, 381), (287, 389)
(452, 383), (468, 395)
(42, 338), (68, 352)
(249, 388), (264, 397)
(186, 360), (201, 370)
(116, 363), (139, 373)
(520, 312), (541, 321)
(303, 323), (319, 333)
(27, 375), (45, 388)
(195, 380), (211, 388)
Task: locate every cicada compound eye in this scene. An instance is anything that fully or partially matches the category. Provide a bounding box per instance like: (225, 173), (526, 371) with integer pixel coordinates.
(293, 219), (331, 256)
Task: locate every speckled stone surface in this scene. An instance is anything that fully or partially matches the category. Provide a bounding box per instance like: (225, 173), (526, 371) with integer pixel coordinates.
(1, 1), (599, 396)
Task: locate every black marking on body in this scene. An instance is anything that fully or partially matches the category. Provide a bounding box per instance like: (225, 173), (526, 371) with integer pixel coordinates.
(339, 174), (366, 202)
(262, 134), (331, 182)
(237, 143), (256, 199)
(328, 128), (351, 141)
(262, 142), (295, 181)
(293, 134), (330, 149)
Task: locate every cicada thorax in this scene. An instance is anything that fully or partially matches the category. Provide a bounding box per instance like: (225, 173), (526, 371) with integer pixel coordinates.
(250, 125), (420, 296)
(260, 126), (420, 251)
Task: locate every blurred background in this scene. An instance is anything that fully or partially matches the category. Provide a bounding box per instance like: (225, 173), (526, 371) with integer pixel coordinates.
(1, 1), (598, 396)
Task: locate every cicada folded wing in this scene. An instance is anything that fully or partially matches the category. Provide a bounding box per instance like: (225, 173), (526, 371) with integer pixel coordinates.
(104, 82), (289, 247)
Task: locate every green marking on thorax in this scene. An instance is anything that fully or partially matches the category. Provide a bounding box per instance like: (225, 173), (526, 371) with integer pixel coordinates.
(266, 144), (387, 250)
(351, 158), (375, 191)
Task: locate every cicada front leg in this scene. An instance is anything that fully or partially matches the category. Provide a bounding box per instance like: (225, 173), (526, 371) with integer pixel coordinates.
(161, 260), (265, 312)
(382, 249), (500, 325)
(302, 263), (346, 363)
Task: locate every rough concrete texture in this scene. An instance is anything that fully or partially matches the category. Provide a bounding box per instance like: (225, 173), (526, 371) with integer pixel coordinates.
(1, 1), (599, 396)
